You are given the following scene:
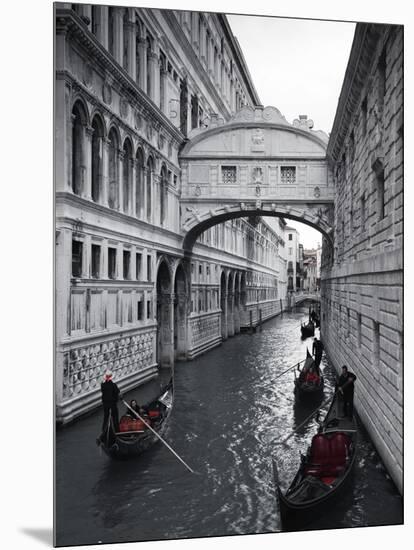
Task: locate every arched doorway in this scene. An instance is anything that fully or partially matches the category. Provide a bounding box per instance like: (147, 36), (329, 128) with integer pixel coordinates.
(220, 271), (227, 340)
(156, 260), (172, 367)
(174, 263), (188, 360)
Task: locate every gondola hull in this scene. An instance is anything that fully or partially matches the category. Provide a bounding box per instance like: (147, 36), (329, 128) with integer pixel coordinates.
(97, 384), (173, 460)
(300, 323), (315, 339)
(274, 391), (357, 531)
(294, 378), (324, 401)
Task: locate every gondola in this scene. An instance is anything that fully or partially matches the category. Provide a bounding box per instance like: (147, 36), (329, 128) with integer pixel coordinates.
(97, 381), (173, 460)
(273, 391), (357, 531)
(300, 319), (315, 339)
(294, 350), (324, 400)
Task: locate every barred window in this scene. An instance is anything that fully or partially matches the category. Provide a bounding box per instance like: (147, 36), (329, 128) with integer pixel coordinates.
(221, 166), (237, 184)
(281, 166), (296, 184)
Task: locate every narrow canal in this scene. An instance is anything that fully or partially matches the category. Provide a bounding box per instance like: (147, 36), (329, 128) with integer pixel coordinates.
(56, 308), (402, 546)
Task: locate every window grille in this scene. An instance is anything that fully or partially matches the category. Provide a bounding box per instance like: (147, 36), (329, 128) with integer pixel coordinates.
(222, 166), (237, 184)
(281, 166), (296, 184)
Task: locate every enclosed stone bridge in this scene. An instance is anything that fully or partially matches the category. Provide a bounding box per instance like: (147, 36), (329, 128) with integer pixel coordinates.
(179, 106), (335, 253)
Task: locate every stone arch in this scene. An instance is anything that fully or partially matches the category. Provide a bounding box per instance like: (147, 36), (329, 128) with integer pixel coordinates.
(182, 208), (334, 255)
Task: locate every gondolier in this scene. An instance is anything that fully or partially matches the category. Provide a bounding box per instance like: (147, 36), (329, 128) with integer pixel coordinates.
(337, 365), (357, 419)
(312, 337), (324, 370)
(101, 371), (121, 432)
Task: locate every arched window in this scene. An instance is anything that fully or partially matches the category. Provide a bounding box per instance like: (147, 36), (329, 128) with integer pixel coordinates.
(108, 128), (119, 209)
(160, 164), (167, 226)
(136, 148), (144, 218)
(71, 101), (87, 196)
(122, 138), (132, 213)
(91, 115), (104, 203)
(146, 156), (153, 221)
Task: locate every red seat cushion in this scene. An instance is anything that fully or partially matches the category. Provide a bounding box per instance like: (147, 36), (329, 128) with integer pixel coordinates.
(305, 432), (351, 478)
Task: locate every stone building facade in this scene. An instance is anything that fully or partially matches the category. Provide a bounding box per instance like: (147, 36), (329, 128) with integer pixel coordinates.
(55, 4), (287, 423)
(321, 23), (403, 492)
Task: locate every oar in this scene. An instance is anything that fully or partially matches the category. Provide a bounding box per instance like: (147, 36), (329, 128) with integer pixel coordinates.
(123, 400), (196, 474)
(276, 393), (337, 447)
(274, 358), (307, 381)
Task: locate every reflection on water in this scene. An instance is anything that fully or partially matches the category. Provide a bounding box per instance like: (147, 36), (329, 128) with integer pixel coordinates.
(56, 309), (402, 546)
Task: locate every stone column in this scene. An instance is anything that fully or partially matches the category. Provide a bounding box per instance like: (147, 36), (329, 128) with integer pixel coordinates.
(101, 137), (110, 207)
(149, 51), (160, 104)
(83, 125), (93, 200)
(137, 38), (147, 90)
(101, 239), (108, 278)
(79, 4), (91, 22)
(95, 6), (108, 48)
(160, 67), (168, 114)
(116, 242), (123, 281)
(113, 8), (123, 66)
(142, 248), (148, 282)
(131, 158), (137, 217)
(118, 149), (124, 212)
(221, 291), (228, 340)
(125, 20), (136, 80)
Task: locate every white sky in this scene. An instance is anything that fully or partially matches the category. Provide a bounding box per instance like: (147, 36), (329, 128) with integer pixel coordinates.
(227, 14), (356, 248)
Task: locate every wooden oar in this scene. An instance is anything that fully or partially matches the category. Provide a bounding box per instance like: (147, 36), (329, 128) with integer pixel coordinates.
(123, 400), (196, 474)
(274, 358), (307, 381)
(276, 393), (337, 446)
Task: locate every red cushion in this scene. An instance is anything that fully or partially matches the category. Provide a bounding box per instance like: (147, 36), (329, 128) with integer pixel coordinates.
(310, 434), (331, 465)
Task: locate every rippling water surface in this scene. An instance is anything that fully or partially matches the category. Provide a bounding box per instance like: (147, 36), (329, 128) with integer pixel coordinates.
(56, 309), (402, 546)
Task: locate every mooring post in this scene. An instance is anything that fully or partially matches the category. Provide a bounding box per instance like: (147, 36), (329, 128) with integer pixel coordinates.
(249, 310), (253, 334)
(259, 309), (263, 331)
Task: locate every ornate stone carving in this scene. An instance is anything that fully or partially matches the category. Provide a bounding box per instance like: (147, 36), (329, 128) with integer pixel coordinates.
(293, 114), (314, 131)
(146, 122), (153, 141)
(251, 129), (265, 152)
(194, 185), (201, 197)
(313, 186), (321, 198)
(120, 98), (129, 118)
(134, 110), (142, 130)
(63, 331), (155, 399)
(82, 62), (93, 87)
(102, 82), (112, 105)
(252, 166), (263, 184)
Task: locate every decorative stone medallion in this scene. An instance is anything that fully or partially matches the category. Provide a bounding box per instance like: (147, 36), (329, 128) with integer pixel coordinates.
(120, 98), (129, 119)
(313, 186), (321, 198)
(82, 63), (93, 87)
(134, 110), (142, 130)
(194, 185), (201, 197)
(102, 82), (112, 105)
(251, 129), (265, 152)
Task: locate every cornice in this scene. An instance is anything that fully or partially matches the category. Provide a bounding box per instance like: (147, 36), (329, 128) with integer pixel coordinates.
(327, 23), (392, 162)
(162, 10), (234, 120)
(55, 8), (184, 145)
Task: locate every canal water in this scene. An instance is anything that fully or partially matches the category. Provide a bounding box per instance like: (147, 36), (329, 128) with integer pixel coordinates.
(55, 308), (402, 546)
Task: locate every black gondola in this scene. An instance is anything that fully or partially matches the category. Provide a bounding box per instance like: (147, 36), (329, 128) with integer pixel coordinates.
(97, 381), (173, 460)
(300, 319), (315, 339)
(294, 350), (324, 400)
(274, 391), (357, 531)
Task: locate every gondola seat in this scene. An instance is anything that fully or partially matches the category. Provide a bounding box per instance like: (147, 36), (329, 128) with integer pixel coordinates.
(304, 432), (351, 478)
